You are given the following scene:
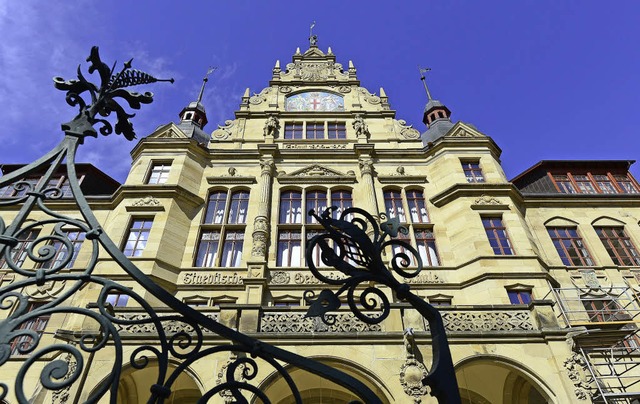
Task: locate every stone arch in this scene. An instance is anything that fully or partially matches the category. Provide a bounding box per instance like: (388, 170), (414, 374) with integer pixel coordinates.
(256, 356), (394, 404)
(591, 216), (627, 227)
(455, 355), (555, 404)
(90, 360), (203, 404)
(543, 216), (579, 227)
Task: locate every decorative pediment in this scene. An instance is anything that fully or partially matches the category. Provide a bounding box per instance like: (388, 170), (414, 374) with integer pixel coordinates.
(277, 165), (356, 184)
(303, 47), (326, 57)
(148, 123), (188, 139)
(444, 122), (487, 138)
(126, 195), (164, 212)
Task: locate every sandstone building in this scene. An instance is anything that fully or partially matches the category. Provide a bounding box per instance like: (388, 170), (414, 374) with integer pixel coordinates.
(2, 40), (640, 404)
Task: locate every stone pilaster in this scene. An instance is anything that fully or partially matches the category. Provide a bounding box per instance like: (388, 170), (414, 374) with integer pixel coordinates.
(358, 156), (379, 216)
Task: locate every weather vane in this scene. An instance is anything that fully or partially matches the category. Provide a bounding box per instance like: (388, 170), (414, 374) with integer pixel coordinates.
(197, 66), (217, 103)
(309, 21), (318, 46)
(418, 66), (433, 100)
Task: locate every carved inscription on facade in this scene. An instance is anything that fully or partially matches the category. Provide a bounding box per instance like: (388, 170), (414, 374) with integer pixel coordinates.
(182, 272), (244, 285)
(282, 143), (347, 149)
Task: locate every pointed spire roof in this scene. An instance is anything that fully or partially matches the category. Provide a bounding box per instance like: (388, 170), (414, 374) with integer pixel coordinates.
(177, 68), (216, 144)
(418, 67), (454, 145)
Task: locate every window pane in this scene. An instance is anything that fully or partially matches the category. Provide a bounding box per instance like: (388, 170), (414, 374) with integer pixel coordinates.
(547, 227), (593, 266)
(279, 191), (302, 224)
(204, 191), (227, 224)
(228, 191), (249, 224)
(195, 230), (220, 267)
(331, 190), (353, 220)
(284, 122), (303, 139)
(384, 190), (406, 222)
(483, 217), (513, 255)
(406, 190), (429, 223)
(596, 226), (640, 266)
(123, 219), (153, 257)
(328, 122), (346, 139)
(1, 228), (41, 268)
(221, 230), (244, 267)
(306, 191), (327, 223)
(415, 229), (439, 266)
(147, 163), (171, 184)
(306, 122), (324, 139)
(277, 230), (301, 267)
(462, 162), (485, 183)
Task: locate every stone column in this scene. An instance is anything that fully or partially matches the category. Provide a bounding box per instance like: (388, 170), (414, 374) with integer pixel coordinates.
(251, 158), (275, 260)
(358, 156), (379, 216)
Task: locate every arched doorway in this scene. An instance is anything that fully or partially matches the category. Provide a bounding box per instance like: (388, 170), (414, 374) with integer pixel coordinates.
(90, 361), (202, 403)
(456, 357), (552, 404)
(257, 357), (393, 404)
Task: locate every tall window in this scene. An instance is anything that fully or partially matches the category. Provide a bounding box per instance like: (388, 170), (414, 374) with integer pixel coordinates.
(415, 229), (440, 266)
(547, 227), (594, 266)
(385, 188), (439, 267)
(195, 190), (249, 267)
(406, 190), (429, 223)
(1, 228), (40, 268)
(147, 162), (171, 184)
(284, 122), (303, 139)
(305, 122), (324, 139)
(462, 161), (485, 183)
(41, 230), (85, 269)
(383, 190), (406, 222)
(123, 219), (153, 257)
(595, 227), (640, 266)
(276, 188), (352, 267)
(327, 122), (346, 139)
(10, 302), (50, 355)
(331, 190), (353, 219)
(482, 217), (514, 255)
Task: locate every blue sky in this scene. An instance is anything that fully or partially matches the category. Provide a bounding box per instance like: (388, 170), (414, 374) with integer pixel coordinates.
(1, 1), (639, 183)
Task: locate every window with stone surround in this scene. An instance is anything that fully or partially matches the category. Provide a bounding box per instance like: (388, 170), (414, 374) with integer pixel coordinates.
(595, 227), (640, 266)
(547, 227), (594, 266)
(276, 187), (353, 267)
(549, 171), (640, 194)
(482, 217), (514, 255)
(195, 189), (249, 267)
(123, 218), (153, 257)
(146, 161), (171, 184)
(508, 290), (532, 304)
(461, 160), (485, 183)
(283, 121), (347, 140)
(384, 188), (439, 267)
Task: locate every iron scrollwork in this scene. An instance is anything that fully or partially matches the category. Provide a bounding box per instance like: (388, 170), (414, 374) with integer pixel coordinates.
(305, 207), (461, 403)
(0, 47), (382, 403)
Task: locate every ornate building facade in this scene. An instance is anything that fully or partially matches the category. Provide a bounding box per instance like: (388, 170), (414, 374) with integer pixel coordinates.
(2, 41), (640, 403)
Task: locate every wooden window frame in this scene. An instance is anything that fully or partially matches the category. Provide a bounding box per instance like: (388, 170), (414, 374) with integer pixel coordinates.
(549, 171), (640, 194)
(595, 227), (640, 266)
(547, 227), (594, 266)
(482, 216), (514, 255)
(0, 228), (41, 269)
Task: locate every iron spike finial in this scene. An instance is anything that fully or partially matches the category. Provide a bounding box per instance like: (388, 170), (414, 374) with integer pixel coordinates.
(197, 66), (217, 103)
(418, 66), (433, 101)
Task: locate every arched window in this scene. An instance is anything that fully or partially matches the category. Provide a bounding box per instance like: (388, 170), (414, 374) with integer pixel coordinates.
(383, 189), (405, 222)
(406, 189), (429, 223)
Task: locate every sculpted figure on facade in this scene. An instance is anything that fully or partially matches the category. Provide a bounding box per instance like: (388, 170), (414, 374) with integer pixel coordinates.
(263, 115), (280, 138)
(353, 114), (370, 139)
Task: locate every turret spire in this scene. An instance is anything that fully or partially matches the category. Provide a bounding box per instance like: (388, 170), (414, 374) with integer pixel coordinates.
(197, 67), (217, 103)
(418, 67), (454, 146)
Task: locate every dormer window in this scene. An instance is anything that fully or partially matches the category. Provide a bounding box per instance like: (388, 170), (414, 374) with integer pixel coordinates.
(550, 172), (640, 194)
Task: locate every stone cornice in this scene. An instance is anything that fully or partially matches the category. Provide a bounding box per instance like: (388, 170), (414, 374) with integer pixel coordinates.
(430, 183), (523, 208)
(377, 175), (427, 184)
(113, 184), (204, 207)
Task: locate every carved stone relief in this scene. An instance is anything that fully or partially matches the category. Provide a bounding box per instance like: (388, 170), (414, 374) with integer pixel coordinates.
(282, 60), (349, 81)
(279, 86), (293, 93)
(446, 126), (485, 138)
(263, 115), (280, 138)
(269, 271), (291, 285)
(393, 119), (420, 140)
(425, 310), (534, 332)
(25, 280), (66, 299)
(132, 196), (161, 207)
(563, 351), (594, 400)
(211, 120), (236, 140)
(400, 328), (429, 403)
(353, 114), (370, 139)
(357, 87), (381, 105)
(249, 87), (272, 105)
(260, 312), (382, 333)
(473, 194), (501, 205)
